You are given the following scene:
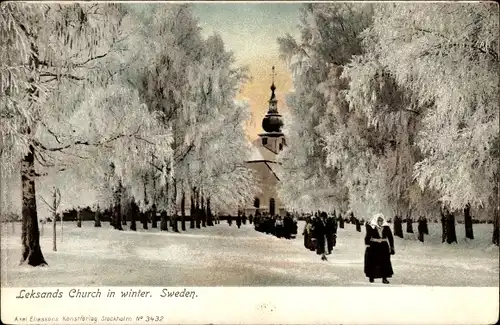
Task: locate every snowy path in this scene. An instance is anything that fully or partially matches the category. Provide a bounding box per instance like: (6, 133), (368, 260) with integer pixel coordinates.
(1, 221), (498, 286)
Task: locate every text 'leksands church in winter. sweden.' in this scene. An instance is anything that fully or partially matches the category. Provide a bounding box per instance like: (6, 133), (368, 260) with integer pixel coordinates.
(245, 66), (286, 217)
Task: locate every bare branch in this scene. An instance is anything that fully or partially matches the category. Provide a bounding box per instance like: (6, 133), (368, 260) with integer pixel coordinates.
(40, 121), (63, 144)
(32, 128), (146, 153)
(34, 151), (55, 167)
(40, 72), (85, 81)
(38, 195), (55, 212)
(34, 168), (66, 177)
(149, 161), (166, 173)
(74, 52), (109, 67)
(174, 143), (195, 163)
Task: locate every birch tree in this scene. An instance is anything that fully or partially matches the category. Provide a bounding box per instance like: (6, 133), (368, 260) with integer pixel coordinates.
(364, 3), (499, 241)
(0, 3), (174, 265)
(277, 3), (373, 214)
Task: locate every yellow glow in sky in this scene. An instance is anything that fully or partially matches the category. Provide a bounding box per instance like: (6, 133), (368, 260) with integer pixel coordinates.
(238, 57), (293, 141)
(193, 3), (301, 140)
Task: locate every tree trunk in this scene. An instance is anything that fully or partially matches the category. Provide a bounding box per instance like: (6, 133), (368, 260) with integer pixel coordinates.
(160, 211), (168, 231)
(394, 216), (404, 238)
(190, 190), (195, 229)
(181, 189), (186, 231)
(441, 211), (447, 243)
(151, 158), (157, 229)
(52, 192), (57, 252)
(493, 159), (499, 245)
(60, 211), (63, 243)
(113, 182), (123, 231)
(121, 194), (127, 226)
(207, 197), (213, 226)
(195, 188), (201, 229)
(446, 212), (458, 244)
(94, 207), (101, 228)
(493, 168), (499, 245)
(166, 178), (173, 230)
(417, 217), (425, 243)
(201, 194), (206, 227)
(121, 198), (127, 226)
(151, 204), (157, 229)
(130, 202), (137, 231)
(493, 209), (499, 246)
(77, 210), (82, 228)
(464, 204), (474, 240)
(142, 211), (148, 230)
(339, 213), (344, 229)
(143, 177), (149, 230)
(109, 204), (115, 228)
(353, 214), (361, 232)
(172, 178), (179, 233)
(20, 144), (47, 266)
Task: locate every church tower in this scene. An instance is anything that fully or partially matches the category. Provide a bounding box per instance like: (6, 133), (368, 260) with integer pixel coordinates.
(259, 66), (286, 153)
(244, 66), (287, 217)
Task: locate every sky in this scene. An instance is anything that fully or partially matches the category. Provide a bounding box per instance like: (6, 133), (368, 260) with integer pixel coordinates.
(192, 3), (302, 140)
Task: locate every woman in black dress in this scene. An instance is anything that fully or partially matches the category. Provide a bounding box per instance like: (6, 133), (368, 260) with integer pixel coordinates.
(364, 214), (395, 284)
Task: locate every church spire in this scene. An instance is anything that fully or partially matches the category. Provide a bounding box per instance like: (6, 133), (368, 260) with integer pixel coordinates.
(261, 65), (283, 134)
(270, 66), (277, 101)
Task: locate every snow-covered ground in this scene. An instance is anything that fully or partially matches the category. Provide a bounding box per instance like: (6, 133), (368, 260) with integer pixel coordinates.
(1, 221), (498, 286)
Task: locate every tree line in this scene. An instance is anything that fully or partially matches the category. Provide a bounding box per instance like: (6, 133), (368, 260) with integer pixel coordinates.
(277, 3), (499, 245)
(0, 3), (258, 266)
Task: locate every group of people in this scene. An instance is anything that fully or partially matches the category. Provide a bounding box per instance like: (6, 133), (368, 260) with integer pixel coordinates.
(253, 213), (298, 239)
(303, 212), (338, 261)
(301, 211), (396, 284)
(226, 213), (250, 228)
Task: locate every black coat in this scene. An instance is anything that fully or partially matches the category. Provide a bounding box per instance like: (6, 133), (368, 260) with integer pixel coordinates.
(313, 217), (327, 255)
(364, 224), (394, 279)
(326, 217), (337, 252)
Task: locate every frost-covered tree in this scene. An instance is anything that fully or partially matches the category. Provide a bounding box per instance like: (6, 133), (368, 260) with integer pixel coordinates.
(280, 2), (498, 245)
(0, 3), (173, 265)
(183, 35), (257, 216)
(132, 4), (205, 218)
(277, 3), (373, 214)
(133, 5), (257, 221)
(1, 3), (130, 266)
(364, 3), (499, 241)
(341, 54), (428, 219)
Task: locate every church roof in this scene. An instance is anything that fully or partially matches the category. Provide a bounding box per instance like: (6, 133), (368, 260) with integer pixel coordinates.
(247, 138), (277, 162)
(269, 162), (283, 180)
(246, 139), (283, 182)
(248, 144), (264, 161)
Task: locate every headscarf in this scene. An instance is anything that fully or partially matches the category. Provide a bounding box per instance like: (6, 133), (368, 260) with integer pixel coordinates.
(369, 213), (389, 229)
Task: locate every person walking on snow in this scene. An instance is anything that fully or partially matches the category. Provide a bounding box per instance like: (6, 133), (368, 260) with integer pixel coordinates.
(326, 213), (337, 254)
(364, 213), (395, 284)
(314, 212), (328, 261)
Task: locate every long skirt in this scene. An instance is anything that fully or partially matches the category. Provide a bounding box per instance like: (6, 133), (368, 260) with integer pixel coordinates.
(316, 236), (326, 255)
(275, 225), (284, 238)
(327, 234), (336, 253)
(304, 232), (310, 249)
(309, 238), (317, 251)
(364, 242), (393, 279)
